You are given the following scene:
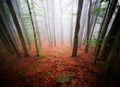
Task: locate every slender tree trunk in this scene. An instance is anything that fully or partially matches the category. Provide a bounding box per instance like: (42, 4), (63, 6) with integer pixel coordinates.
(26, 0), (39, 57)
(72, 0), (84, 57)
(59, 0), (64, 46)
(6, 0), (29, 57)
(85, 0), (92, 53)
(41, 0), (51, 46)
(46, 0), (53, 47)
(94, 0), (118, 63)
(100, 7), (120, 61)
(52, 0), (56, 46)
(89, 1), (102, 42)
(0, 24), (13, 53)
(16, 0), (31, 49)
(32, 0), (42, 48)
(0, 15), (20, 55)
(0, 2), (19, 51)
(79, 0), (88, 47)
(94, 0), (111, 55)
(5, 16), (19, 50)
(70, 0), (74, 46)
(105, 8), (120, 74)
(108, 29), (120, 74)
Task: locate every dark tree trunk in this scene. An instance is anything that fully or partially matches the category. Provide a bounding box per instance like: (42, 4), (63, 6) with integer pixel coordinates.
(0, 15), (19, 56)
(89, 0), (102, 42)
(108, 29), (120, 74)
(94, 0), (117, 63)
(85, 0), (92, 53)
(6, 0), (29, 57)
(16, 0), (31, 49)
(0, 24), (13, 53)
(5, 16), (18, 50)
(72, 0), (84, 57)
(100, 7), (120, 61)
(79, 0), (88, 47)
(26, 0), (39, 57)
(32, 0), (42, 48)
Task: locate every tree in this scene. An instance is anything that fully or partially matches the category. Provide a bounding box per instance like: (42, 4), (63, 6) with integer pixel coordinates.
(89, 0), (102, 42)
(85, 0), (92, 53)
(0, 1), (19, 53)
(51, 0), (56, 46)
(26, 0), (39, 57)
(107, 30), (120, 75)
(72, 0), (84, 57)
(6, 0), (29, 57)
(0, 15), (19, 56)
(16, 0), (31, 49)
(100, 6), (120, 61)
(41, 0), (51, 46)
(31, 0), (42, 47)
(103, 7), (120, 74)
(78, 0), (88, 47)
(0, 24), (13, 53)
(46, 0), (53, 47)
(59, 0), (64, 46)
(94, 0), (118, 63)
(70, 0), (74, 46)
(93, 1), (110, 55)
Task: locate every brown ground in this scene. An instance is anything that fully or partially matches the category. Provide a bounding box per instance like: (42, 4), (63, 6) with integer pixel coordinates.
(0, 45), (120, 87)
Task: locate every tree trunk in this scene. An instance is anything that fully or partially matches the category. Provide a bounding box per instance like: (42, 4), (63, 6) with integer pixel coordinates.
(41, 0), (51, 46)
(59, 0), (64, 46)
(0, 24), (13, 53)
(94, 0), (118, 63)
(70, 0), (74, 46)
(79, 0), (88, 47)
(52, 0), (56, 46)
(46, 0), (53, 47)
(72, 0), (84, 57)
(85, 0), (92, 53)
(0, 15), (19, 56)
(101, 7), (120, 61)
(26, 0), (39, 57)
(32, 0), (42, 48)
(89, 0), (102, 42)
(16, 0), (31, 49)
(6, 0), (29, 57)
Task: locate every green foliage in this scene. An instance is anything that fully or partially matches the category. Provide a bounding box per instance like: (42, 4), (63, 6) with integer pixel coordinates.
(92, 7), (106, 13)
(82, 39), (101, 48)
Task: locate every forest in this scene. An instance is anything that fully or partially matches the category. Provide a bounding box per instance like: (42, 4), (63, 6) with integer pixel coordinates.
(0, 0), (120, 87)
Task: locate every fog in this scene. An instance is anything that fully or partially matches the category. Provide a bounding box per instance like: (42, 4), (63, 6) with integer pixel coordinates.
(6, 0), (117, 47)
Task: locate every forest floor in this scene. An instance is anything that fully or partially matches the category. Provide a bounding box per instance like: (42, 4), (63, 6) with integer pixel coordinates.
(0, 44), (120, 87)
